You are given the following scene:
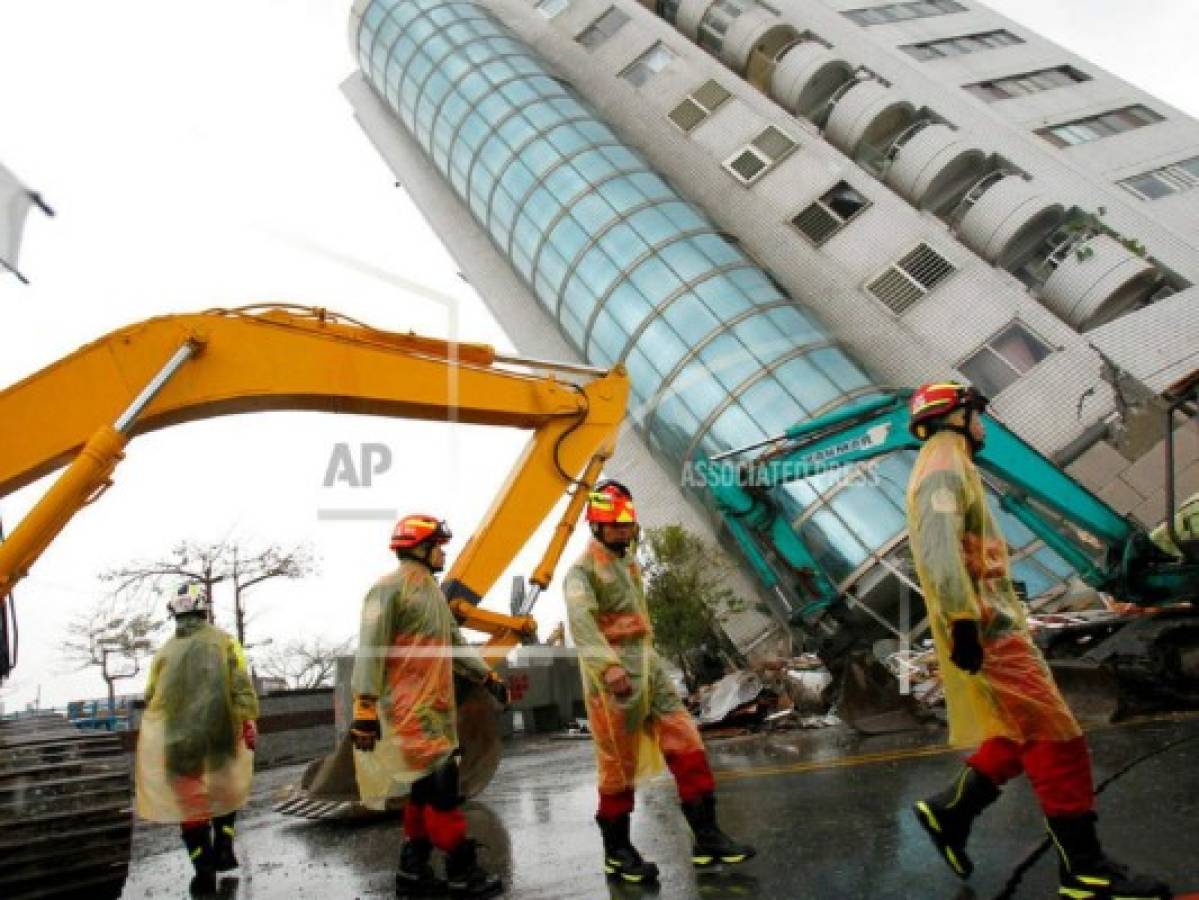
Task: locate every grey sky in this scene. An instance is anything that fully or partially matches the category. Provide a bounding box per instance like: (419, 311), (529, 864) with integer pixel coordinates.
(1, 1), (1196, 711)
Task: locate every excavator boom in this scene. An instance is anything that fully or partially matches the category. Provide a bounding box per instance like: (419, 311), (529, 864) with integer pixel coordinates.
(711, 391), (1199, 611)
(0, 306), (629, 647)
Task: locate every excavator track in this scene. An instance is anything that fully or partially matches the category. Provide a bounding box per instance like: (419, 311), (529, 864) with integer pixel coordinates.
(0, 714), (132, 899)
(1041, 609), (1199, 721)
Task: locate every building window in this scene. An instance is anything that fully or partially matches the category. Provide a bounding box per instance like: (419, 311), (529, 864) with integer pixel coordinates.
(1037, 105), (1163, 148)
(620, 42), (677, 86)
(1119, 155), (1199, 200)
(668, 79), (731, 132)
(958, 322), (1052, 396)
(901, 29), (1022, 60)
(792, 182), (872, 246)
(866, 243), (955, 314)
(844, 1), (966, 27)
(577, 7), (630, 48)
(723, 126), (797, 185)
(535, 0), (570, 17)
(963, 66), (1089, 102)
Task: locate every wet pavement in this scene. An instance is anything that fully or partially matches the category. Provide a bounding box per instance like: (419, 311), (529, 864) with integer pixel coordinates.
(122, 713), (1199, 899)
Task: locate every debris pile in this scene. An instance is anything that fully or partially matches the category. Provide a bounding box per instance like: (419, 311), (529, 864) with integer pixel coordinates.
(681, 656), (845, 734)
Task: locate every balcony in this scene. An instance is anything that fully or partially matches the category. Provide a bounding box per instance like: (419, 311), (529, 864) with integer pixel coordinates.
(883, 122), (987, 215)
(722, 11), (794, 78)
(956, 172), (1065, 270)
(824, 80), (916, 161)
(1037, 232), (1158, 330)
(769, 41), (854, 120)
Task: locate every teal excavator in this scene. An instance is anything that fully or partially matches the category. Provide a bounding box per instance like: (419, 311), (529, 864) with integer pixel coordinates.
(706, 384), (1199, 729)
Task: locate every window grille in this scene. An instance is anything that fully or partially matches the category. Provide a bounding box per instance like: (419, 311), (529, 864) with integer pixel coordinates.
(792, 182), (871, 245)
(867, 244), (955, 313)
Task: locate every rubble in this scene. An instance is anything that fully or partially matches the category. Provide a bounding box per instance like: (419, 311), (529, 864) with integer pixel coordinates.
(679, 655), (845, 734)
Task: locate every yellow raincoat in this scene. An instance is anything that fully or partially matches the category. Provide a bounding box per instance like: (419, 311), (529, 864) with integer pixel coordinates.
(907, 430), (1082, 747)
(565, 539), (703, 795)
(351, 560), (490, 804)
(135, 618), (258, 823)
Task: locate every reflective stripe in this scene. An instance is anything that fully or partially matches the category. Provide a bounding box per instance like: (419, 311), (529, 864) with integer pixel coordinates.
(945, 846), (966, 876)
(1047, 822), (1072, 873)
(914, 801), (942, 834)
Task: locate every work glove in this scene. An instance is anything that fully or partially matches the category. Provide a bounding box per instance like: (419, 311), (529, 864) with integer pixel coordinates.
(242, 719), (258, 751)
(350, 697), (381, 751)
(483, 670), (510, 709)
(949, 619), (984, 674)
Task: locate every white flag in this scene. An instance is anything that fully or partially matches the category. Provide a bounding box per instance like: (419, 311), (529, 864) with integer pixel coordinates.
(0, 162), (50, 284)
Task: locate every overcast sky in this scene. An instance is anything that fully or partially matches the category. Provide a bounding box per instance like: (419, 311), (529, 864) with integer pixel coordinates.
(1, 1), (1196, 711)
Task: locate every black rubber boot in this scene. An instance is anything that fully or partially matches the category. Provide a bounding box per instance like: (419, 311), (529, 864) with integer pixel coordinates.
(912, 766), (1000, 879)
(181, 824), (217, 896)
(596, 814), (660, 885)
(395, 837), (444, 897)
(680, 794), (756, 868)
(212, 812), (238, 872)
(444, 839), (503, 898)
(1047, 813), (1171, 899)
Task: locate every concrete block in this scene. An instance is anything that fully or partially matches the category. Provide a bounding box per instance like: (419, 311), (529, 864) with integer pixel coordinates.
(1131, 492), (1168, 530)
(1097, 478), (1144, 516)
(1171, 461), (1199, 504)
(1121, 440), (1169, 500)
(1066, 440), (1128, 493)
(1172, 422), (1199, 468)
(1122, 423), (1199, 501)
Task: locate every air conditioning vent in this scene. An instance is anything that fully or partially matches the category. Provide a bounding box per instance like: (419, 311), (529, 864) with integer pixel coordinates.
(793, 204), (841, 244)
(669, 98), (708, 132)
(900, 243), (956, 289)
(867, 243), (955, 313)
(693, 79), (731, 112)
(728, 149), (768, 183)
(792, 181), (871, 245)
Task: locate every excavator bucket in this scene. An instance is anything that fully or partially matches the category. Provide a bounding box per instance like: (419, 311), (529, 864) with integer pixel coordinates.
(835, 651), (927, 735)
(1047, 661), (1122, 725)
(274, 681), (501, 820)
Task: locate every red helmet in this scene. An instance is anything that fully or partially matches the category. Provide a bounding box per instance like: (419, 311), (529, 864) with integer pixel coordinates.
(909, 382), (988, 440)
(389, 514), (452, 550)
(586, 480), (637, 525)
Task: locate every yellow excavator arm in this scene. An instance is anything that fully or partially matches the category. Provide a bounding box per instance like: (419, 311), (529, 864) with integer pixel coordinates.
(0, 305), (628, 665)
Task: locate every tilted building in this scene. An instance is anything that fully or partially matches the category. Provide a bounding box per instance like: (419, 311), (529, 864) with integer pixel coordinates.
(342, 0), (1199, 656)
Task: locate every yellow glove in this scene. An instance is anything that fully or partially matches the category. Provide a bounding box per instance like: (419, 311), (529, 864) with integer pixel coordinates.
(350, 696), (381, 751)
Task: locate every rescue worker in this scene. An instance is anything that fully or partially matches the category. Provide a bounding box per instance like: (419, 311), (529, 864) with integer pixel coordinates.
(905, 382), (1169, 900)
(565, 480), (755, 885)
(134, 582), (259, 896)
(351, 514), (509, 898)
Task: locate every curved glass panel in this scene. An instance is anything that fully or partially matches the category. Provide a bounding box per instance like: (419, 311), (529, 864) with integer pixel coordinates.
(352, 0), (1016, 605)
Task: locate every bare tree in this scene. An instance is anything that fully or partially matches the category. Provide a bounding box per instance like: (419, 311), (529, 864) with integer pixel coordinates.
(256, 635), (353, 689)
(101, 539), (316, 647)
(61, 592), (164, 716)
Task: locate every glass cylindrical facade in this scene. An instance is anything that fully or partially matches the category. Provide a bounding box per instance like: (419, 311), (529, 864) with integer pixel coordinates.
(353, 0), (910, 591)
